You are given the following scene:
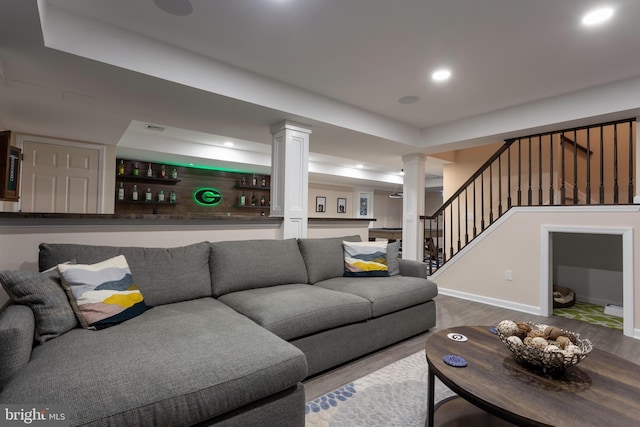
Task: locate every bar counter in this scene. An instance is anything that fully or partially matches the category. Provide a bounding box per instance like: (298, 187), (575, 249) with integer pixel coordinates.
(0, 212), (280, 227)
(0, 212), (373, 227)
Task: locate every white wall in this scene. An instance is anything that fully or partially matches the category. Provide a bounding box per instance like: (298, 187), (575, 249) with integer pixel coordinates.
(308, 183), (403, 229)
(431, 206), (640, 335)
(308, 183), (354, 218)
(374, 190), (403, 228)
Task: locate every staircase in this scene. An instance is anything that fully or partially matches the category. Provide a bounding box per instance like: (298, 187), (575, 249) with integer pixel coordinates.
(421, 118), (637, 274)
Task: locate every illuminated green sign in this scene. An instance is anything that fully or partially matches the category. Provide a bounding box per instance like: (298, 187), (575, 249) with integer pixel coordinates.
(193, 188), (223, 207)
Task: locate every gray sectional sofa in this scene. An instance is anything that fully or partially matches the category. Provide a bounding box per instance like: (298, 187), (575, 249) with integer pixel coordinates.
(0, 236), (438, 426)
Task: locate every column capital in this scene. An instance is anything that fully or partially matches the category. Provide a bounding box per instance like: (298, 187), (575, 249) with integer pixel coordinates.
(270, 120), (312, 136)
(402, 153), (428, 163)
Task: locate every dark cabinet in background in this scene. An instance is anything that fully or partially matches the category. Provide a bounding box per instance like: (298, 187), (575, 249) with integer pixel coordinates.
(0, 131), (21, 202)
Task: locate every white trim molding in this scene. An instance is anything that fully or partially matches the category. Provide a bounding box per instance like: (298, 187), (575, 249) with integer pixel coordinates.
(540, 224), (634, 338)
(438, 287), (541, 316)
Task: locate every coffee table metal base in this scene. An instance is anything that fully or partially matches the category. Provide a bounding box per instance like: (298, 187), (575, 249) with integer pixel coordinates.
(432, 396), (517, 427)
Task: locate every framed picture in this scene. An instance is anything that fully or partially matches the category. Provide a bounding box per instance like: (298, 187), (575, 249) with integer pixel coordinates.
(337, 197), (347, 213)
(316, 196), (326, 213)
(357, 192), (372, 218)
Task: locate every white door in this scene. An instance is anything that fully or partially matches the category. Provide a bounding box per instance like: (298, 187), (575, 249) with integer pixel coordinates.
(21, 139), (100, 213)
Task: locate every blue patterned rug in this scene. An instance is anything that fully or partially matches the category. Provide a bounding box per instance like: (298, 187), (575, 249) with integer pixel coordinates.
(305, 350), (455, 426)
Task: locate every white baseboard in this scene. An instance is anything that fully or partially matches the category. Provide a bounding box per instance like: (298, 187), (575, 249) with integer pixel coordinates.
(438, 287), (541, 316)
(440, 288), (640, 341)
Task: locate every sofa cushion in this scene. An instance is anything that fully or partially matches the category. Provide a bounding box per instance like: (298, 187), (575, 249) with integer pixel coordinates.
(398, 258), (429, 279)
(39, 242), (212, 306)
(0, 298), (307, 426)
(298, 235), (361, 284)
(387, 241), (401, 276)
(0, 269), (78, 343)
(0, 305), (34, 390)
(58, 255), (147, 330)
(314, 276), (438, 318)
(218, 284), (372, 340)
(343, 240), (389, 277)
(210, 239), (308, 297)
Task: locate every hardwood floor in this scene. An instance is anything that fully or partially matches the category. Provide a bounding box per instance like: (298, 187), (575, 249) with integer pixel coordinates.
(303, 294), (640, 401)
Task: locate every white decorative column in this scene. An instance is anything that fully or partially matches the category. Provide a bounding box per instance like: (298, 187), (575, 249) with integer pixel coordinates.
(635, 117), (640, 204)
(270, 120), (311, 239)
(402, 154), (426, 261)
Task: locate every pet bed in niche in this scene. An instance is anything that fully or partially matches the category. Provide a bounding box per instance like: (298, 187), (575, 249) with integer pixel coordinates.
(553, 285), (576, 308)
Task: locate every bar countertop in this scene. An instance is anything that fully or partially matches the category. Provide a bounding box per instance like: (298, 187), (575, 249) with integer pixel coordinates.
(0, 212), (282, 227)
(0, 212), (374, 227)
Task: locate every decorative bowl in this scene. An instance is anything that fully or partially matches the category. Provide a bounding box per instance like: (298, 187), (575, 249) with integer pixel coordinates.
(496, 320), (593, 375)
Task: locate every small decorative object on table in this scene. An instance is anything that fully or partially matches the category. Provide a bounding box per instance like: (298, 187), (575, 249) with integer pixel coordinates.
(496, 319), (593, 375)
(443, 354), (468, 367)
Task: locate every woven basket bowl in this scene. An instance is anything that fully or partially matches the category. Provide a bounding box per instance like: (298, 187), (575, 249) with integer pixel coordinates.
(497, 322), (593, 374)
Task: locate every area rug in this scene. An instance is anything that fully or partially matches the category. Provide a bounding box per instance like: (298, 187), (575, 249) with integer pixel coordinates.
(305, 350), (456, 426)
(554, 301), (623, 330)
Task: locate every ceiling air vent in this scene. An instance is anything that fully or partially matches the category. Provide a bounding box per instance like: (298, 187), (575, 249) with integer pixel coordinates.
(146, 124), (165, 132)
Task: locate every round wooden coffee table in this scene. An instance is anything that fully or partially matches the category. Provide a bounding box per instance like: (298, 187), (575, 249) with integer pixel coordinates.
(425, 325), (640, 427)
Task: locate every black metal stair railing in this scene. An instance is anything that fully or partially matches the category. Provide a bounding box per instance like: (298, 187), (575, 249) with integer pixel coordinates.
(421, 118), (636, 274)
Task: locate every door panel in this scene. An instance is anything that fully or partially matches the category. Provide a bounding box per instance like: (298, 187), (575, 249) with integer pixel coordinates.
(22, 140), (100, 213)
(66, 176), (90, 212)
(32, 174), (56, 212)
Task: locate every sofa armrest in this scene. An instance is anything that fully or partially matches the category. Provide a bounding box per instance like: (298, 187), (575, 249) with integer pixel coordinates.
(397, 259), (429, 279)
(0, 304), (35, 390)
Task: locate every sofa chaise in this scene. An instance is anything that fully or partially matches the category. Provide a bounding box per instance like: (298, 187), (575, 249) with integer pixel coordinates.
(0, 236), (438, 426)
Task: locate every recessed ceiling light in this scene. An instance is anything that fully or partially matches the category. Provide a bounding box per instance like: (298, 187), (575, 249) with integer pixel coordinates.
(224, 141), (234, 147)
(582, 7), (614, 26)
(432, 69), (451, 82)
(356, 164), (364, 169)
(398, 95), (420, 105)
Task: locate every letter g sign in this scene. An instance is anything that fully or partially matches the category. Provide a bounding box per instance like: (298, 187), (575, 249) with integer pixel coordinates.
(193, 188), (223, 206)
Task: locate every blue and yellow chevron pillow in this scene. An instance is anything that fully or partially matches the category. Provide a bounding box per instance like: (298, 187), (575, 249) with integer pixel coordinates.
(58, 255), (147, 330)
(343, 241), (389, 277)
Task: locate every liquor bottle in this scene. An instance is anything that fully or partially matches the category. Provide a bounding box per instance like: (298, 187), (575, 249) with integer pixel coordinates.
(118, 182), (125, 201)
(252, 174), (257, 186)
(169, 190), (177, 204)
(132, 185), (138, 201)
(171, 168), (178, 179)
(158, 189), (165, 202)
(241, 176), (246, 186)
(147, 163), (153, 177)
(160, 164), (166, 178)
(261, 176), (266, 187)
(133, 162), (140, 176)
(251, 192), (256, 206)
(239, 191), (246, 206)
(145, 188), (152, 201)
(118, 159), (125, 176)
(260, 195), (266, 206)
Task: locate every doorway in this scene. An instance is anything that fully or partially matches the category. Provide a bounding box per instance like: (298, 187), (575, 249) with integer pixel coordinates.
(17, 134), (104, 213)
(541, 225), (634, 338)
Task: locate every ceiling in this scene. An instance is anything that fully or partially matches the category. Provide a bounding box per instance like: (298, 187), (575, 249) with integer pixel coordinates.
(1, 0), (640, 190)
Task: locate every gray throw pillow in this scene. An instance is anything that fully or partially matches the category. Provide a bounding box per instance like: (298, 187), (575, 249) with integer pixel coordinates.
(387, 241), (401, 276)
(298, 235), (362, 283)
(0, 269), (78, 344)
